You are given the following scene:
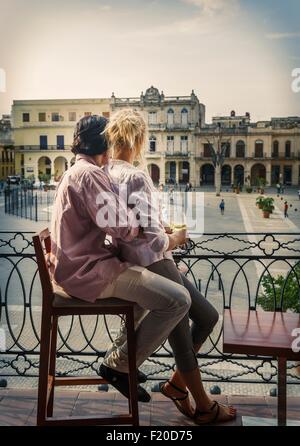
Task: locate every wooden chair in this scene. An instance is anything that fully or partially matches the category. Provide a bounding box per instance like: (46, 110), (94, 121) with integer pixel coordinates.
(223, 308), (300, 426)
(33, 229), (139, 426)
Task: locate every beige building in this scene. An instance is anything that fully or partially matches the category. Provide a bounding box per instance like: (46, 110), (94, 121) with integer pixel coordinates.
(111, 86), (205, 185)
(0, 114), (14, 181)
(197, 112), (300, 187)
(11, 88), (300, 188)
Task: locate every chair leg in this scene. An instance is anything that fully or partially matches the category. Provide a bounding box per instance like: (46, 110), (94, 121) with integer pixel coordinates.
(277, 357), (287, 426)
(47, 315), (58, 418)
(126, 309), (139, 427)
(37, 312), (53, 426)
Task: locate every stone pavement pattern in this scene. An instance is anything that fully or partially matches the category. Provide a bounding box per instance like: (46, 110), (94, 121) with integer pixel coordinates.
(1, 388), (300, 426)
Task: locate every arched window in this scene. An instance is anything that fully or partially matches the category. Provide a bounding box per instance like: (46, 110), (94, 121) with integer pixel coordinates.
(273, 141), (279, 158)
(236, 140), (245, 158)
(167, 108), (174, 127)
(181, 108), (188, 126)
(149, 136), (156, 152)
(255, 140), (264, 158)
(285, 141), (291, 158)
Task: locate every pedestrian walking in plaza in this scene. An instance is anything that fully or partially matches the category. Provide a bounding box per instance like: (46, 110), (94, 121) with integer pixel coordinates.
(276, 183), (281, 194)
(219, 199), (225, 215)
(284, 201), (289, 218)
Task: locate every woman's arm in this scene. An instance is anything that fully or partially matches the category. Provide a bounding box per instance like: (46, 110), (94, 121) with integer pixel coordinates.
(129, 172), (187, 253)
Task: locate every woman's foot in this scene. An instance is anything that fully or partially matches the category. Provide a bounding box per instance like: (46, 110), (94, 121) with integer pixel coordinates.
(160, 381), (194, 418)
(194, 400), (237, 425)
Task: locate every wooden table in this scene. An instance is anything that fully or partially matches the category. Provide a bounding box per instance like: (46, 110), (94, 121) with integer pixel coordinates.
(223, 309), (300, 426)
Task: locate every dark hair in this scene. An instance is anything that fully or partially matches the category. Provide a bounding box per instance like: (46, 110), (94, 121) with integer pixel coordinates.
(71, 115), (108, 156)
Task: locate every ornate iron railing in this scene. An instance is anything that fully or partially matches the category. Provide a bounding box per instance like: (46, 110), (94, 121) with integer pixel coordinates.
(0, 231), (300, 387)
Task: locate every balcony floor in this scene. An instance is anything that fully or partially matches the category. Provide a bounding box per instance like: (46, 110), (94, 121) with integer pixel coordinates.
(1, 388), (300, 426)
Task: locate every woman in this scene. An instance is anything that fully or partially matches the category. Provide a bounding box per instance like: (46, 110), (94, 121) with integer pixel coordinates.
(103, 109), (236, 425)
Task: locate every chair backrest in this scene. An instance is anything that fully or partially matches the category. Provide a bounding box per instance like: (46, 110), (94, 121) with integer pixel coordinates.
(32, 228), (54, 309)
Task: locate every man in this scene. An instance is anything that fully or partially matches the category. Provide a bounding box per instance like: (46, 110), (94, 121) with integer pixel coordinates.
(276, 183), (281, 195)
(50, 115), (190, 401)
(284, 201), (289, 218)
(219, 199), (225, 215)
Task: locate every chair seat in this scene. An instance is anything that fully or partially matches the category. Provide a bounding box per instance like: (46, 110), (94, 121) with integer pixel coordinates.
(53, 286), (135, 308)
(223, 309), (300, 361)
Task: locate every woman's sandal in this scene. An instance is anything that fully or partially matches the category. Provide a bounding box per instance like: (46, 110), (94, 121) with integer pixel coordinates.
(159, 380), (193, 418)
(194, 400), (235, 425)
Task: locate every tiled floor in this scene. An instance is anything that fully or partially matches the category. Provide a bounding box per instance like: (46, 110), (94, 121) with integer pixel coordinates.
(0, 388), (300, 426)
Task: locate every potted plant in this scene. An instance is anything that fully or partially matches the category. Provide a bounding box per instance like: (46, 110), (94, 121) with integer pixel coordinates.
(39, 174), (51, 191)
(257, 177), (267, 194)
(246, 186), (253, 193)
(262, 197), (274, 213)
(256, 196), (265, 209)
(262, 203), (273, 218)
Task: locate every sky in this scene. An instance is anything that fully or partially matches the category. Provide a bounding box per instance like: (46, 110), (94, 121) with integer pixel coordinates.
(0, 0), (299, 121)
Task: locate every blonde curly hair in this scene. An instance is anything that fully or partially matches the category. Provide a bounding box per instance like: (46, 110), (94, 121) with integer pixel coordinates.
(104, 108), (146, 162)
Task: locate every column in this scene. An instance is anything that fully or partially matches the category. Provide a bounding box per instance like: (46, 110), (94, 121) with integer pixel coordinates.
(159, 159), (166, 185)
(266, 163), (272, 187)
(189, 159), (196, 187)
(195, 163), (200, 187)
(176, 161), (180, 184)
(292, 162), (299, 186)
(231, 164), (235, 185)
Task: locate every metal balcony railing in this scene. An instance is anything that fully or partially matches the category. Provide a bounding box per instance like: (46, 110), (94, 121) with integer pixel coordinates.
(0, 231), (299, 386)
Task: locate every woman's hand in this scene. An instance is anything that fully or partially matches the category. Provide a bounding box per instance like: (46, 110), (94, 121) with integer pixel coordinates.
(164, 226), (173, 234)
(167, 228), (188, 250)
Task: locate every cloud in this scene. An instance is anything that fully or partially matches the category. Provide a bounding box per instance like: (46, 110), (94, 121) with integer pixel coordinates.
(266, 32), (300, 40)
(183, 0), (239, 16)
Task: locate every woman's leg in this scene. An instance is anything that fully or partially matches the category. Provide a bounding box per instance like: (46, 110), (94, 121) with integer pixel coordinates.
(165, 272), (219, 409)
(147, 260), (235, 421)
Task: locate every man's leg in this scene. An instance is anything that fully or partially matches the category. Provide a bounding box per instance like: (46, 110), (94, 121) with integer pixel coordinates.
(100, 265), (191, 373)
(104, 304), (147, 362)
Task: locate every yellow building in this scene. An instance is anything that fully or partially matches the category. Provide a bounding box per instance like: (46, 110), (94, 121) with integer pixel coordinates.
(13, 99), (110, 181)
(11, 90), (300, 187)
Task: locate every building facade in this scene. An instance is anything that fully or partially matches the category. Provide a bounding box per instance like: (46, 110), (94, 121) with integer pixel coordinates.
(11, 88), (300, 187)
(197, 113), (300, 187)
(0, 114), (15, 180)
(13, 99), (110, 181)
(111, 86), (205, 186)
